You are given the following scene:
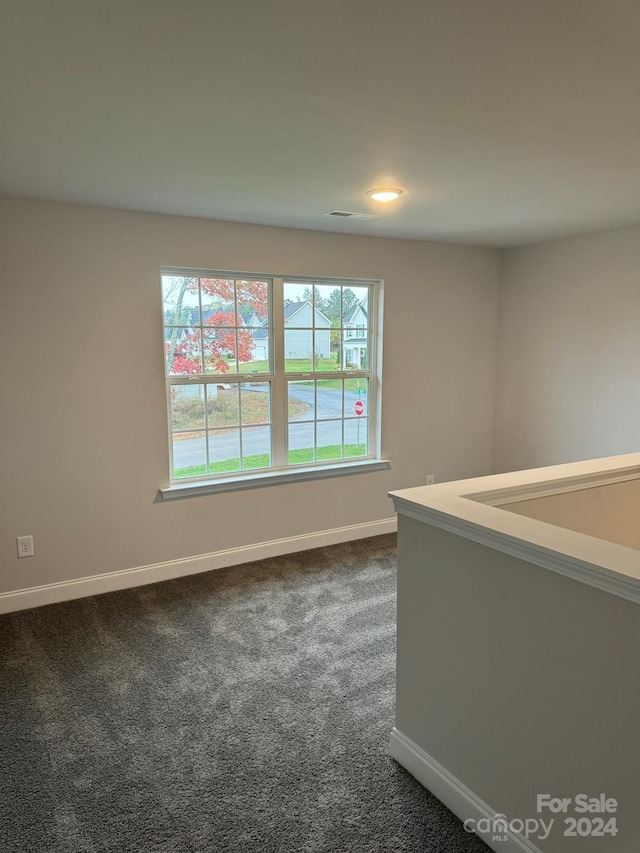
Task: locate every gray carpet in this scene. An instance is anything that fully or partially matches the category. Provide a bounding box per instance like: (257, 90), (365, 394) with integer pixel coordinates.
(1, 534), (490, 853)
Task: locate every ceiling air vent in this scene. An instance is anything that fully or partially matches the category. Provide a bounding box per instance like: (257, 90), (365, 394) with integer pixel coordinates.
(325, 210), (380, 221)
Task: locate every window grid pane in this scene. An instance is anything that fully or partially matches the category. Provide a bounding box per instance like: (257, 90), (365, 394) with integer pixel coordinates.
(285, 378), (369, 467)
(163, 275), (271, 379)
(169, 380), (272, 479)
(283, 282), (371, 374)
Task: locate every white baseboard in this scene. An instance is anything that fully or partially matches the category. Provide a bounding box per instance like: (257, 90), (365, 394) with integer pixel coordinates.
(390, 728), (543, 853)
(0, 518), (397, 615)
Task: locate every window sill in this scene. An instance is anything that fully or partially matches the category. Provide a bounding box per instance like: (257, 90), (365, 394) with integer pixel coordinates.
(159, 458), (391, 500)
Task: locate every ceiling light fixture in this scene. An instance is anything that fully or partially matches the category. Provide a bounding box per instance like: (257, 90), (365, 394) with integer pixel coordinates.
(367, 187), (404, 202)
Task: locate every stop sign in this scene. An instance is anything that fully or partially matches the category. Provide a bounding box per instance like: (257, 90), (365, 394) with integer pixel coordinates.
(354, 400), (364, 416)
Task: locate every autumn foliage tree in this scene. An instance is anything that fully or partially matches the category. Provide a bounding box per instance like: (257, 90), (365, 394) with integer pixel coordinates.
(165, 277), (268, 374)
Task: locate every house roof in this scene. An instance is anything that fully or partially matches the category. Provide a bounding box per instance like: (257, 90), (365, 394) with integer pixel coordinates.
(284, 301), (303, 320)
(188, 308), (243, 326)
(343, 303), (367, 324)
(238, 307), (257, 324)
(284, 301), (331, 326)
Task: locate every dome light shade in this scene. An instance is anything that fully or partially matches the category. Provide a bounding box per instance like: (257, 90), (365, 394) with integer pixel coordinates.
(367, 187), (403, 202)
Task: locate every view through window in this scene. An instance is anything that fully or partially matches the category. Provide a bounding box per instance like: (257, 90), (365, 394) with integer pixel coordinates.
(162, 271), (379, 484)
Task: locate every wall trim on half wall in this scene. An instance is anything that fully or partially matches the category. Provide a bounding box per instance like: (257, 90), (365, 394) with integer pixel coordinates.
(389, 728), (543, 853)
(0, 518), (397, 614)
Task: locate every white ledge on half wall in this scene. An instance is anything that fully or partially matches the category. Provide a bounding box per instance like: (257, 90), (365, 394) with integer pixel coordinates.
(389, 452), (640, 605)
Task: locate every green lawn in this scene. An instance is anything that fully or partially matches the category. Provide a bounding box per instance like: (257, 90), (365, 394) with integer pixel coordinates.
(174, 443), (367, 479)
(238, 357), (338, 373)
(238, 357), (365, 390)
(283, 357), (339, 373)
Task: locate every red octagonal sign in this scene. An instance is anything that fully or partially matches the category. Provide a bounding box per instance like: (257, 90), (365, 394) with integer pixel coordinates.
(354, 400), (364, 416)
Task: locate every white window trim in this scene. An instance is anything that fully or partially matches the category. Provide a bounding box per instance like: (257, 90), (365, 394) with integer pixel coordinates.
(160, 458), (391, 499)
(160, 269), (385, 497)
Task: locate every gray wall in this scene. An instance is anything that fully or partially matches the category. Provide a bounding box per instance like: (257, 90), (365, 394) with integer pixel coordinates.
(396, 515), (639, 853)
(0, 198), (500, 593)
(493, 226), (640, 472)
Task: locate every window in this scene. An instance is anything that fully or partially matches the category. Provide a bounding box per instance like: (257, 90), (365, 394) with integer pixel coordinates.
(161, 271), (385, 494)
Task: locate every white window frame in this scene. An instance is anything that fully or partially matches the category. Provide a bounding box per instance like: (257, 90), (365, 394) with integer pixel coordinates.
(160, 270), (388, 499)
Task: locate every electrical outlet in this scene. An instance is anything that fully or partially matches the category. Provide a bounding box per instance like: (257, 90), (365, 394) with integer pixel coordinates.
(17, 535), (34, 558)
(426, 474), (435, 485)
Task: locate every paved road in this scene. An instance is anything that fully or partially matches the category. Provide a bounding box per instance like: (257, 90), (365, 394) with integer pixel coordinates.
(173, 384), (368, 469)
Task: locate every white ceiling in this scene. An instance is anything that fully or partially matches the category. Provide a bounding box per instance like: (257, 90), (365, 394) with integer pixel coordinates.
(1, 0), (639, 247)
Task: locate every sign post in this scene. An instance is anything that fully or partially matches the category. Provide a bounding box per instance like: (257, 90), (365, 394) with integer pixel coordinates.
(354, 399), (364, 449)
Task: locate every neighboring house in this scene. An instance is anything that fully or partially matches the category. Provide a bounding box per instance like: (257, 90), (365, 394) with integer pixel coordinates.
(342, 302), (367, 368)
(188, 307), (269, 361)
(249, 324), (269, 362)
(165, 308), (236, 357)
(237, 307), (268, 361)
(168, 301), (331, 366)
(283, 301), (331, 361)
(186, 307), (262, 326)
